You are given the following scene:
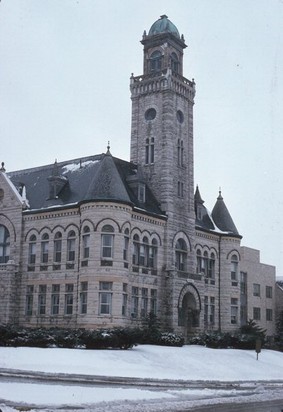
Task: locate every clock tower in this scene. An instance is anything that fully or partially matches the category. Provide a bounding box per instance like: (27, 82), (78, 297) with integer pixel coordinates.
(130, 15), (196, 277)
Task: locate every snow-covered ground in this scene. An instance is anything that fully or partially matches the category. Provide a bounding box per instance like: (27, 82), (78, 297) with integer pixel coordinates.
(0, 345), (283, 411)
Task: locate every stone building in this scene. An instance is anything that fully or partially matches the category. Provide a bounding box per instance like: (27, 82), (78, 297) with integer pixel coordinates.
(0, 15), (276, 338)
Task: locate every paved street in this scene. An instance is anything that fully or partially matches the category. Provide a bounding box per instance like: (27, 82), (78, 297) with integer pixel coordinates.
(0, 368), (283, 411)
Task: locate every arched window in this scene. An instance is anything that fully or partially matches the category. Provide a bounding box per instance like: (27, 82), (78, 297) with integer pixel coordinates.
(82, 226), (90, 260)
(140, 236), (149, 267)
(145, 137), (154, 164)
(0, 225), (10, 263)
(171, 52), (179, 73)
(41, 234), (49, 263)
(132, 234), (139, 266)
(149, 238), (158, 269)
(209, 252), (215, 279)
(28, 234), (36, 265)
(196, 249), (202, 273)
(203, 251), (209, 276)
(53, 232), (62, 263)
(101, 225), (114, 260)
(40, 234), (49, 269)
(231, 254), (238, 285)
(67, 230), (76, 262)
(175, 239), (187, 272)
(123, 228), (129, 263)
(149, 50), (162, 72)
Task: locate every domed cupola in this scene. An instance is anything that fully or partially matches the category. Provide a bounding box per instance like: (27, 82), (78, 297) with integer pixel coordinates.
(148, 15), (180, 38)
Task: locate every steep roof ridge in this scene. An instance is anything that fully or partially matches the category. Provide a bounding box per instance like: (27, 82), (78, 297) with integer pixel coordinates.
(85, 150), (132, 203)
(7, 154), (102, 177)
(211, 191), (241, 237)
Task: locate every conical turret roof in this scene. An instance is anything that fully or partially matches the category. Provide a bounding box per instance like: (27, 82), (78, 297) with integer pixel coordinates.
(211, 191), (240, 236)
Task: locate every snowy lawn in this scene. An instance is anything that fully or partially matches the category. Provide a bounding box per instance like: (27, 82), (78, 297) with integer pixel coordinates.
(0, 345), (283, 410)
(1, 344), (283, 381)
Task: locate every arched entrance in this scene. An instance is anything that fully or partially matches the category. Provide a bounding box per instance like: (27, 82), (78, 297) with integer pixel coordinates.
(178, 283), (201, 337)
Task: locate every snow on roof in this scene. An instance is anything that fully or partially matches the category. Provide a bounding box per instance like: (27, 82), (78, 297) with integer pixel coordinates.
(62, 159), (99, 174)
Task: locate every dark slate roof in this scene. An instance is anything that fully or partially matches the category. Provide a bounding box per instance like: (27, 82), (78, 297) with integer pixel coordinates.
(7, 152), (165, 217)
(194, 186), (215, 231)
(195, 187), (241, 238)
(211, 191), (240, 237)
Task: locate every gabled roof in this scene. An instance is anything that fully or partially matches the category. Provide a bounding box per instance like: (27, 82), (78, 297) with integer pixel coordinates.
(7, 152), (165, 217)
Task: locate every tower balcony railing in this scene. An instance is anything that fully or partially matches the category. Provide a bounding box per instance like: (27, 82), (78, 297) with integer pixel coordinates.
(130, 69), (195, 100)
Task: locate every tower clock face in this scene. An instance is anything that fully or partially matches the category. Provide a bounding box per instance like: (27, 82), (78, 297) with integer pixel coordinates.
(176, 110), (184, 123)
(145, 108), (156, 121)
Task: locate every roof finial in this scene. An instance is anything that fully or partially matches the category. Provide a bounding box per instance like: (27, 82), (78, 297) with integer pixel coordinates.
(106, 141), (111, 155)
(0, 162), (6, 172)
(218, 187), (223, 200)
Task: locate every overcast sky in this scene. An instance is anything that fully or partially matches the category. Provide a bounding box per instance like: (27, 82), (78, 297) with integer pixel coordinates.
(1, 0), (283, 275)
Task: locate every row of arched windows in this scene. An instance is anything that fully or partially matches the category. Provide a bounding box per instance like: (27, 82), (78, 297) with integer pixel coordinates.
(26, 225), (160, 272)
(196, 250), (216, 279)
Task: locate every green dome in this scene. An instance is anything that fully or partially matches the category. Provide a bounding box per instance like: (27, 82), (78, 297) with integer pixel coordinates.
(148, 15), (180, 38)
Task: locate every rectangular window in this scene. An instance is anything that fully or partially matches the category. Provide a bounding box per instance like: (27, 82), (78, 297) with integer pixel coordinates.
(150, 289), (157, 315)
(131, 286), (139, 318)
(253, 307), (261, 320)
(266, 286), (273, 298)
(231, 298), (238, 324)
(83, 234), (90, 259)
(141, 288), (148, 317)
(122, 283), (127, 316)
(51, 284), (60, 315)
(240, 272), (247, 295)
(80, 281), (88, 314)
(139, 244), (145, 266)
(67, 238), (75, 261)
(204, 296), (208, 325)
(204, 296), (215, 326)
(38, 285), (47, 315)
(231, 260), (238, 285)
(65, 283), (74, 315)
(177, 181), (184, 198)
(54, 239), (62, 262)
(253, 283), (260, 297)
(28, 242), (36, 265)
(25, 285), (34, 316)
(210, 297), (215, 324)
(123, 236), (129, 261)
(266, 308), (273, 321)
(99, 282), (112, 315)
(208, 258), (215, 279)
(101, 234), (113, 259)
(132, 238), (139, 267)
(41, 241), (49, 263)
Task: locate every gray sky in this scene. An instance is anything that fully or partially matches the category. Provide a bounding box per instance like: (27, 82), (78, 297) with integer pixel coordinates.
(1, 0), (283, 275)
